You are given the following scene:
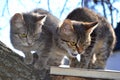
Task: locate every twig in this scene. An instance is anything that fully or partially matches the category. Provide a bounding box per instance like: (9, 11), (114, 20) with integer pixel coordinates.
(59, 0), (68, 18)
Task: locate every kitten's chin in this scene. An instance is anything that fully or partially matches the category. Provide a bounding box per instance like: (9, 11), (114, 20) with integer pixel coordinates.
(71, 53), (78, 57)
(70, 52), (81, 62)
(22, 43), (33, 47)
(70, 51), (78, 57)
(70, 51), (84, 57)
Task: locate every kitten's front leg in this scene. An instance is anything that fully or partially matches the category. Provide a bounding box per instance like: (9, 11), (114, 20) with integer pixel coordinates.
(34, 53), (49, 70)
(24, 51), (33, 64)
(34, 54), (49, 80)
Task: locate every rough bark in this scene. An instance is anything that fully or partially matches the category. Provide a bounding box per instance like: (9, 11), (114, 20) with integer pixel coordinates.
(0, 41), (41, 80)
(0, 41), (113, 80)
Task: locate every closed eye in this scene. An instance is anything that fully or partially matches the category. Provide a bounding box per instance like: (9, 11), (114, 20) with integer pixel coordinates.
(70, 42), (76, 46)
(61, 39), (69, 42)
(61, 39), (77, 46)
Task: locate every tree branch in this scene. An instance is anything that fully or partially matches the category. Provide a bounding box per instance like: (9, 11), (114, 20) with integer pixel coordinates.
(101, 0), (107, 18)
(0, 41), (42, 80)
(59, 0), (68, 18)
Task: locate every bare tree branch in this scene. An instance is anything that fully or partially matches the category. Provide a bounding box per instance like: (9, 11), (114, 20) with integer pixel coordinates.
(47, 0), (52, 12)
(81, 0), (84, 7)
(59, 0), (68, 18)
(83, 0), (89, 8)
(76, 1), (81, 7)
(0, 41), (43, 80)
(105, 0), (115, 27)
(2, 0), (10, 16)
(101, 0), (107, 18)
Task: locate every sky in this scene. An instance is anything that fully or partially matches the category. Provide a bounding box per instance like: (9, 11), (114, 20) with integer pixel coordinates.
(0, 0), (120, 71)
(0, 0), (83, 56)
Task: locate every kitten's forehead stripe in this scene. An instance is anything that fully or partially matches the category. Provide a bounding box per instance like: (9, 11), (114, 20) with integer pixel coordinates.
(73, 24), (86, 43)
(23, 14), (38, 34)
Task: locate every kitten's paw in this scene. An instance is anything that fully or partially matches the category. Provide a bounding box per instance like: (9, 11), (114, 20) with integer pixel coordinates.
(24, 57), (33, 64)
(34, 63), (42, 70)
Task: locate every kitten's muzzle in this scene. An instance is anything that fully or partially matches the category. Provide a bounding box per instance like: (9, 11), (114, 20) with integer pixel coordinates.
(70, 50), (79, 57)
(76, 45), (84, 54)
(71, 53), (78, 56)
(27, 42), (34, 46)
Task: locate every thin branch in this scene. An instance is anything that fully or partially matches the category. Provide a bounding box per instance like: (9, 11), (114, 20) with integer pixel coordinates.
(76, 1), (82, 7)
(2, 0), (10, 16)
(105, 0), (115, 27)
(101, 0), (107, 18)
(83, 0), (89, 8)
(109, 5), (113, 27)
(2, 0), (7, 16)
(34, 0), (41, 4)
(6, 0), (10, 15)
(59, 0), (68, 18)
(81, 0), (84, 7)
(47, 0), (51, 12)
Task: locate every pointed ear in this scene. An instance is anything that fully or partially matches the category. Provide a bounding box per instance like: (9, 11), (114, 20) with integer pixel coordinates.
(36, 15), (47, 25)
(59, 19), (74, 35)
(10, 13), (24, 28)
(34, 15), (47, 34)
(12, 13), (24, 22)
(84, 21), (98, 34)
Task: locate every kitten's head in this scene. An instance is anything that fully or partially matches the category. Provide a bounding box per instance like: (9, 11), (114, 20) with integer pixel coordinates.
(59, 19), (98, 57)
(10, 13), (47, 47)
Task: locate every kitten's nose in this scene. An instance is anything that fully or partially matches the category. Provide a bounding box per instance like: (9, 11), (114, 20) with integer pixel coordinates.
(77, 46), (84, 54)
(27, 41), (33, 46)
(28, 42), (31, 45)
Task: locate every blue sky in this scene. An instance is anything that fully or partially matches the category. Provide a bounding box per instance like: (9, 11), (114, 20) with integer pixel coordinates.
(0, 0), (83, 56)
(0, 0), (120, 71)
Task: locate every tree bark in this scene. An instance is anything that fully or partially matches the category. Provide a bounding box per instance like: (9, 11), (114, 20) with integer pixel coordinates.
(0, 41), (42, 80)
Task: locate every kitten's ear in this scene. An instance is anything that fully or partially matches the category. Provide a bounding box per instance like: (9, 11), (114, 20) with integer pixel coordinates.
(36, 15), (47, 25)
(35, 15), (47, 34)
(84, 21), (98, 34)
(10, 13), (24, 28)
(59, 19), (74, 35)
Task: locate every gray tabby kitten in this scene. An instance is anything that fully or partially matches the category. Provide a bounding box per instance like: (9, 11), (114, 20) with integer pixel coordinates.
(66, 7), (116, 69)
(49, 8), (116, 80)
(10, 9), (60, 65)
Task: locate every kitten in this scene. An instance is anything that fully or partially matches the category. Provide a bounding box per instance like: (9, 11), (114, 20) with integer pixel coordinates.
(33, 18), (99, 80)
(65, 7), (116, 69)
(10, 8), (60, 64)
(50, 7), (116, 80)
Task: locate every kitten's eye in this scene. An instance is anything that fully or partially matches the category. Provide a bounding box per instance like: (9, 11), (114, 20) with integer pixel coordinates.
(20, 33), (27, 38)
(61, 39), (69, 42)
(70, 42), (76, 46)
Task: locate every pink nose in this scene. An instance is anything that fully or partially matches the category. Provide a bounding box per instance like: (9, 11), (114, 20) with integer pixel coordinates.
(79, 47), (84, 53)
(76, 46), (84, 54)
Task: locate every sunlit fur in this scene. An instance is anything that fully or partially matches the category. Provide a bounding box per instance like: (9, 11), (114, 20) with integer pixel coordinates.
(59, 19), (98, 57)
(10, 9), (60, 65)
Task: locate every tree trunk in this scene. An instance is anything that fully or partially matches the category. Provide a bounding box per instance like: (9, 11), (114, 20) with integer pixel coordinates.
(0, 41), (42, 80)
